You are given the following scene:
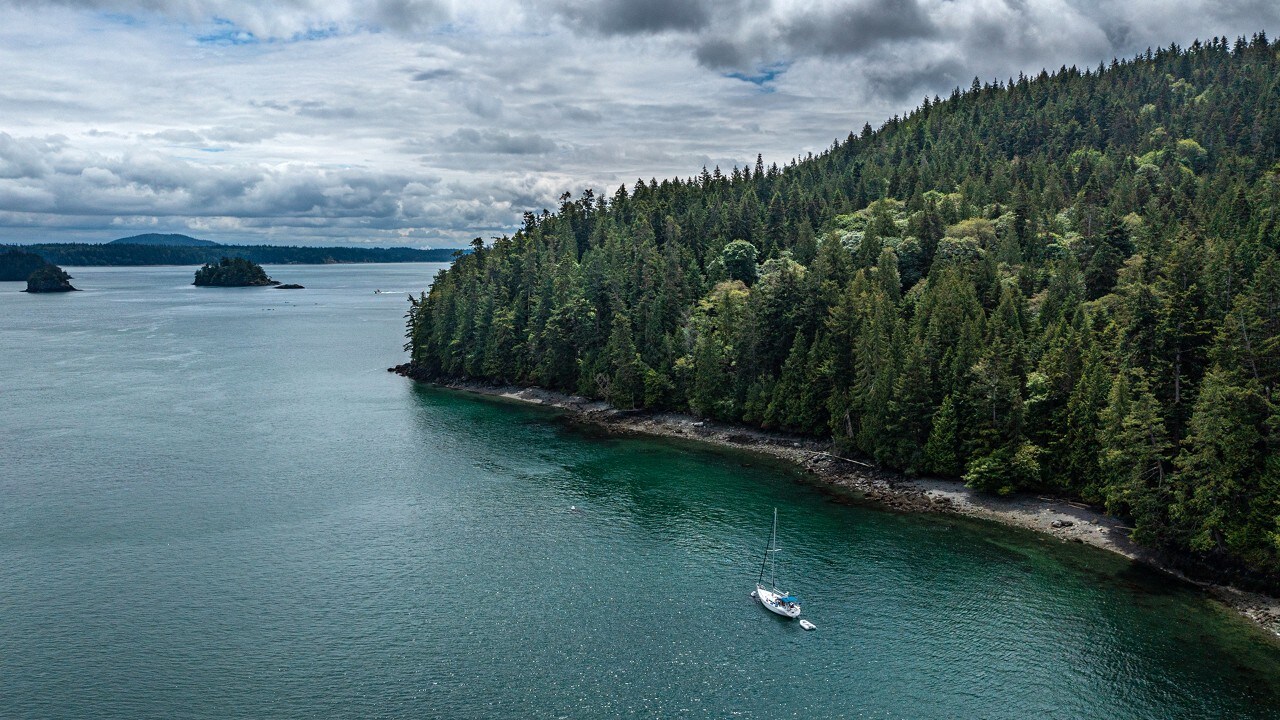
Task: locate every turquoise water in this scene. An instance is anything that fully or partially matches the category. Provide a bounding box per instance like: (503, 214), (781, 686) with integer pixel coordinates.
(2, 264), (1279, 719)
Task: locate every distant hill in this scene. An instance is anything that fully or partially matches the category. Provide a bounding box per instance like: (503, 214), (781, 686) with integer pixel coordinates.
(109, 233), (220, 247)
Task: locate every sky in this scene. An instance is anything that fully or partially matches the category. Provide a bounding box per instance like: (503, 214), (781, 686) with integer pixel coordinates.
(0, 1), (1276, 248)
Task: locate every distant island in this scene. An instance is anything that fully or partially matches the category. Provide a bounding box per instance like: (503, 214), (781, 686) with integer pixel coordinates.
(193, 257), (280, 287)
(2, 234), (460, 266)
(24, 265), (78, 293)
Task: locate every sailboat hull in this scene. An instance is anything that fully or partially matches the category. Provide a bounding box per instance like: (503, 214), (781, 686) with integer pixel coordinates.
(755, 584), (801, 618)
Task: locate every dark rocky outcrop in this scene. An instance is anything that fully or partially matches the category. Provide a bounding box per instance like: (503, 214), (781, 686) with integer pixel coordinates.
(275, 283), (305, 289)
(24, 265), (78, 293)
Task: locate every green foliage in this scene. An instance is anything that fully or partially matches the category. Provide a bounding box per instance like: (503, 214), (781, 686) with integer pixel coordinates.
(193, 257), (277, 286)
(1171, 367), (1271, 566)
(922, 395), (962, 476)
(1098, 368), (1172, 540)
(721, 239), (759, 285)
(946, 218), (997, 248)
(405, 36), (1280, 589)
(964, 440), (1042, 496)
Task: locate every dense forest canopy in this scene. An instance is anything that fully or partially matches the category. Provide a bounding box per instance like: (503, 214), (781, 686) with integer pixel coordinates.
(406, 35), (1280, 589)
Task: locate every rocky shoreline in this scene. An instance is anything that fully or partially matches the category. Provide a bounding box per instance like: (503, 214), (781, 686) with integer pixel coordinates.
(390, 366), (1280, 639)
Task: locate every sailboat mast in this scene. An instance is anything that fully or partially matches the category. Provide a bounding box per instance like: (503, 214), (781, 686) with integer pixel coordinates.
(770, 508), (778, 589)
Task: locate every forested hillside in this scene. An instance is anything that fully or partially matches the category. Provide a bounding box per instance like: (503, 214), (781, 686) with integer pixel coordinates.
(405, 35), (1280, 588)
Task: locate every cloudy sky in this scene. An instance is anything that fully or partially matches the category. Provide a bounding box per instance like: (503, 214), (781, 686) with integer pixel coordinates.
(0, 1), (1276, 247)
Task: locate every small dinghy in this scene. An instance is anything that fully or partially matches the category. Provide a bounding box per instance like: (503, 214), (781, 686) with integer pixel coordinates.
(799, 619), (816, 631)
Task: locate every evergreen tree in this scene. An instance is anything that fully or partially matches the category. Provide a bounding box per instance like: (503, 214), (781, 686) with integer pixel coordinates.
(1099, 368), (1172, 540)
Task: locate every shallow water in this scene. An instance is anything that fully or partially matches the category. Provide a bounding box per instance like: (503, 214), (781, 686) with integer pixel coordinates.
(2, 264), (1278, 719)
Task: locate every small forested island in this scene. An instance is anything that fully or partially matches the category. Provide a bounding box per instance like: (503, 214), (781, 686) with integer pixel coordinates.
(404, 36), (1280, 593)
(0, 249), (51, 281)
(24, 264), (78, 293)
(193, 257), (279, 287)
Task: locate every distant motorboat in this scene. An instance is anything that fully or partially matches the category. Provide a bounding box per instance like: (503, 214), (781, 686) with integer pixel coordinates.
(754, 508), (801, 619)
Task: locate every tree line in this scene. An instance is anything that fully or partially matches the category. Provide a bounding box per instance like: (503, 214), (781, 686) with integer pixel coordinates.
(406, 35), (1280, 589)
(3, 243), (456, 266)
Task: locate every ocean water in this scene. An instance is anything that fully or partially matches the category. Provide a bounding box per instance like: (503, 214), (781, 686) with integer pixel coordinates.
(2, 263), (1278, 719)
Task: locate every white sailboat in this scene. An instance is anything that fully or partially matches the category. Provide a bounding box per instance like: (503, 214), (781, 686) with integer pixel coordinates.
(751, 508), (801, 619)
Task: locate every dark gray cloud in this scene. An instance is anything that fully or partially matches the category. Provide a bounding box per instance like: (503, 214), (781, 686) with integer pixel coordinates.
(441, 129), (559, 155)
(369, 0), (447, 33)
(250, 100), (291, 112)
(462, 91), (504, 119)
(863, 59), (967, 103)
(554, 0), (711, 35)
(694, 38), (751, 69)
(783, 0), (938, 57)
(543, 102), (603, 123)
(144, 129), (205, 144)
(203, 125), (281, 144)
(293, 101), (358, 120)
(411, 68), (459, 82)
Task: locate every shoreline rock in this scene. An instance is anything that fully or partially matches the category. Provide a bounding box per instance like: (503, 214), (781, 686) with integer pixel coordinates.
(23, 264), (78, 293)
(389, 365), (1280, 639)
